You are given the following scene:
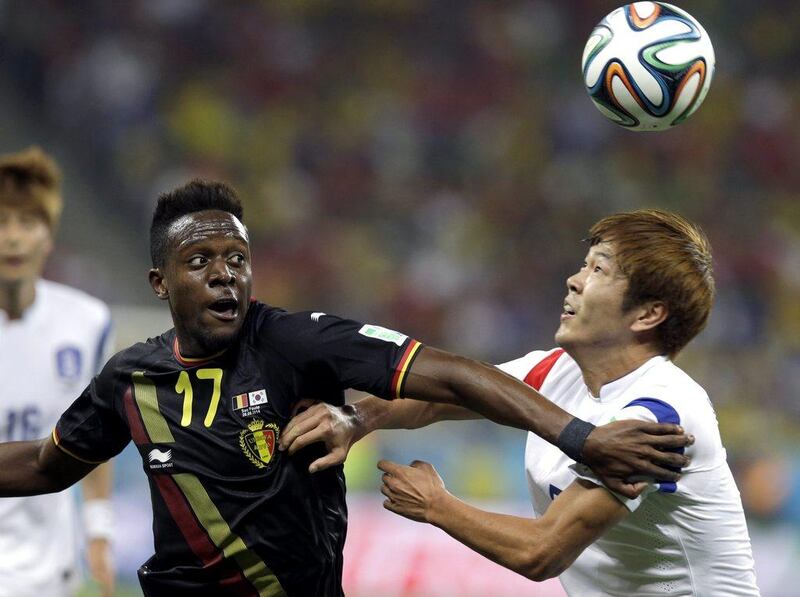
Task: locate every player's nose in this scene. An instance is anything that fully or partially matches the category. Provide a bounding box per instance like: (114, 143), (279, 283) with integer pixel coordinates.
(0, 219), (24, 247)
(566, 270), (583, 294)
(208, 259), (235, 286)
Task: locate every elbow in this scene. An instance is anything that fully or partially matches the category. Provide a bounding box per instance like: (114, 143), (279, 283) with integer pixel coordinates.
(519, 546), (571, 582)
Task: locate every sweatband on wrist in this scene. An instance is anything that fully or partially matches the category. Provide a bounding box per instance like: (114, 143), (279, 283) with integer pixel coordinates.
(83, 499), (113, 541)
(555, 417), (596, 463)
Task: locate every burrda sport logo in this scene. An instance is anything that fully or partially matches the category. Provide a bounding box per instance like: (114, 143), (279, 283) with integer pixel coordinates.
(148, 448), (173, 470)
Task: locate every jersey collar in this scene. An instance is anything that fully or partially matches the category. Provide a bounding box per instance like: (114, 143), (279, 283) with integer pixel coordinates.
(591, 355), (669, 402)
(172, 337), (226, 367)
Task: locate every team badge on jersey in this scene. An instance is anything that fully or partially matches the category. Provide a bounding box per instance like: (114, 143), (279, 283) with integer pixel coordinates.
(232, 388), (268, 417)
(55, 346), (82, 381)
(239, 419), (280, 468)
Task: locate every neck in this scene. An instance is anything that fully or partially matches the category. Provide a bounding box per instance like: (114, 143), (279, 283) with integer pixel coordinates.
(173, 334), (227, 363)
(0, 279), (36, 320)
(566, 342), (663, 397)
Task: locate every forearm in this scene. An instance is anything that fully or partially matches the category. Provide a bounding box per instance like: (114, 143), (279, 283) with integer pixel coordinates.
(352, 395), (479, 437)
(81, 460), (114, 544)
(424, 480), (625, 582)
(427, 493), (561, 581)
(82, 460), (112, 499)
(404, 348), (572, 444)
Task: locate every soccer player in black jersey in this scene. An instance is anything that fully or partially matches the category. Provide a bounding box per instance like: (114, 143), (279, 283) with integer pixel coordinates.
(0, 180), (691, 596)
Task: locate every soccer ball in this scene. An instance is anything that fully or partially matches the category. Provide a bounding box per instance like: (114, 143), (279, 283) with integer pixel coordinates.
(581, 2), (715, 131)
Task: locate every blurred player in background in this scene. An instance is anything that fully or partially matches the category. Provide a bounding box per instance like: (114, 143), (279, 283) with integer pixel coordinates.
(0, 147), (115, 597)
(283, 209), (760, 596)
(0, 181), (691, 596)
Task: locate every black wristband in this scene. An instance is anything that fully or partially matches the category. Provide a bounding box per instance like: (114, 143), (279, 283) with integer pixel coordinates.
(555, 417), (596, 463)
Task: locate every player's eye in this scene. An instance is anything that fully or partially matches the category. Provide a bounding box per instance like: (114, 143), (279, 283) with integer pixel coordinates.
(188, 255), (207, 267)
(228, 253), (245, 266)
(19, 213), (39, 227)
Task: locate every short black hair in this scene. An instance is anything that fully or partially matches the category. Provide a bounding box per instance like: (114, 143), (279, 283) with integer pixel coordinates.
(149, 179), (244, 267)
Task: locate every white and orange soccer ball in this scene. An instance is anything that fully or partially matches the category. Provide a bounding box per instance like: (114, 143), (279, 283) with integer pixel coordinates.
(581, 2), (715, 131)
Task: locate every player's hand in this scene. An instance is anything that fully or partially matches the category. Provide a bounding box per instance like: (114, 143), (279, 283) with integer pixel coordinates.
(86, 537), (115, 597)
(279, 400), (365, 473)
(378, 459), (448, 524)
(582, 420), (694, 499)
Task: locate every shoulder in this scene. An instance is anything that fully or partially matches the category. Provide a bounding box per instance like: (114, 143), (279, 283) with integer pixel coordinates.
(40, 280), (111, 327)
(247, 301), (356, 342)
(496, 347), (571, 384)
(619, 359), (725, 467)
(95, 337), (168, 384)
(245, 300), (288, 331)
(625, 359), (713, 420)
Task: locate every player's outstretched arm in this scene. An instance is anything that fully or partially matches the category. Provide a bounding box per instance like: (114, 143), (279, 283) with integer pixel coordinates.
(0, 435), (97, 497)
(280, 396), (478, 472)
(404, 347), (693, 498)
(379, 459), (628, 581)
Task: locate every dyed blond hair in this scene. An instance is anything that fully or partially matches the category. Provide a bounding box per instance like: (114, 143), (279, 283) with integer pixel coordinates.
(589, 209), (715, 357)
(0, 146), (63, 229)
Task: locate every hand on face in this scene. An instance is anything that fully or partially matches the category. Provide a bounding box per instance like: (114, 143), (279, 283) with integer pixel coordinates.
(378, 459), (449, 524)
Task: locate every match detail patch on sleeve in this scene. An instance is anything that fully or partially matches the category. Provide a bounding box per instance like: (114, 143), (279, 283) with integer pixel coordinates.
(359, 324), (408, 346)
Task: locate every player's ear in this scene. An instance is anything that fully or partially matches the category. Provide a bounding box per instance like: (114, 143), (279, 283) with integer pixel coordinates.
(149, 268), (169, 300)
(630, 301), (668, 332)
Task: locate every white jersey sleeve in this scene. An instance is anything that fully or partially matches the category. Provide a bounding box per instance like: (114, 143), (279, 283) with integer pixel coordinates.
(570, 400), (666, 511)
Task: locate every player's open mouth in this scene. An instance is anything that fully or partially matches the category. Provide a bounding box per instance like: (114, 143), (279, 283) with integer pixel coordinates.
(561, 303), (576, 321)
(207, 298), (239, 321)
(1, 256), (25, 267)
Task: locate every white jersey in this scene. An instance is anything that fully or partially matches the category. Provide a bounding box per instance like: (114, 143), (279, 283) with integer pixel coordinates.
(498, 348), (759, 597)
(0, 280), (112, 597)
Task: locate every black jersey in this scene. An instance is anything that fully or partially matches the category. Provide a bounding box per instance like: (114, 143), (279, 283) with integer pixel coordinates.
(54, 301), (423, 597)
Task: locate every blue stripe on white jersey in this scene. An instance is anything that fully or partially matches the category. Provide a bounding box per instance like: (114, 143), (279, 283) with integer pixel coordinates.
(624, 397), (683, 493)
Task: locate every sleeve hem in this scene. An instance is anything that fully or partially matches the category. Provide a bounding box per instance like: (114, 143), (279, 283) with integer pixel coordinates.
(390, 340), (423, 399)
(51, 429), (109, 465)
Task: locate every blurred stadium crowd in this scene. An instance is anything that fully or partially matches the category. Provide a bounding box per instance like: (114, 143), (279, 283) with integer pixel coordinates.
(0, 0), (798, 590)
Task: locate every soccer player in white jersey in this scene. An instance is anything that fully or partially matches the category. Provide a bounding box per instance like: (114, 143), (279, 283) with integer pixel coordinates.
(0, 147), (115, 597)
(281, 209), (760, 596)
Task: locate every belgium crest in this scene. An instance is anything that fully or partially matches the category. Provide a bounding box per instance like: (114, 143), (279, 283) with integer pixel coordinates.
(239, 419), (280, 468)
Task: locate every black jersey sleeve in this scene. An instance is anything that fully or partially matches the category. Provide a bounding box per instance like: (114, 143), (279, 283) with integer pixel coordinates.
(259, 308), (423, 400)
(54, 353), (132, 464)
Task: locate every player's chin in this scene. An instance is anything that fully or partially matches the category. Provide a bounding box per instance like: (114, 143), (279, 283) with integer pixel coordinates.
(554, 325), (578, 350)
(200, 314), (244, 348)
(0, 266), (30, 283)
(200, 327), (239, 354)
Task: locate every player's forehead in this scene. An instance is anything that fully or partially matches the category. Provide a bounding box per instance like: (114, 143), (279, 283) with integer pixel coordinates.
(585, 240), (617, 262)
(167, 210), (249, 253)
